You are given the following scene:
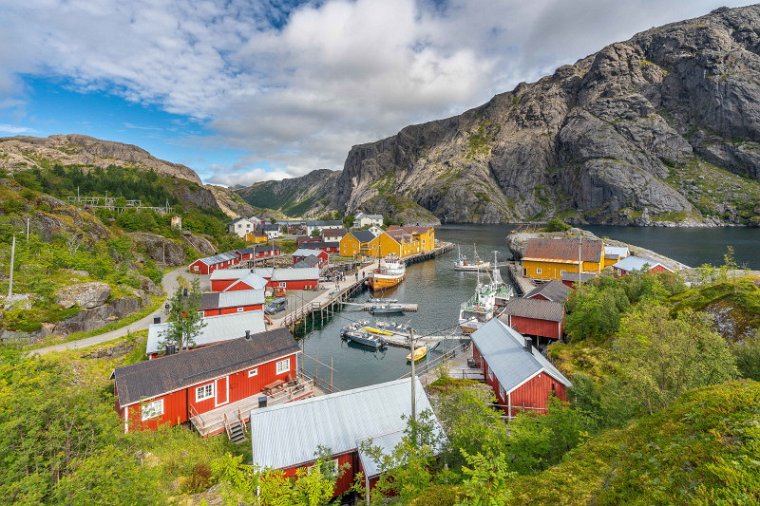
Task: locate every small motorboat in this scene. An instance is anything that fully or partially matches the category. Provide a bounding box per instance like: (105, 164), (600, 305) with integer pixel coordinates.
(368, 304), (405, 316)
(368, 297), (398, 304)
(342, 329), (386, 350)
(406, 346), (428, 362)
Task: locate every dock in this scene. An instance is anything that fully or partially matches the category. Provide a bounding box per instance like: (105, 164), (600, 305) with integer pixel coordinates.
(341, 302), (419, 312)
(505, 261), (535, 296)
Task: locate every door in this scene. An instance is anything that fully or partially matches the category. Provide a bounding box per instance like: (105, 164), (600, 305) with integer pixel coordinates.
(215, 377), (229, 407)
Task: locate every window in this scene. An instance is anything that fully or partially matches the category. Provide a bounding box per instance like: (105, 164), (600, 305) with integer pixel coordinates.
(536, 267), (542, 274)
(276, 358), (290, 375)
(193, 265), (199, 272)
(248, 368), (258, 377)
(196, 383), (214, 401)
(141, 399), (164, 421)
(237, 307), (245, 312)
(499, 385), (506, 400)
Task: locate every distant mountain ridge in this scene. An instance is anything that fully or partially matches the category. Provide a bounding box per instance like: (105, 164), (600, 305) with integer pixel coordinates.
(239, 5), (760, 226)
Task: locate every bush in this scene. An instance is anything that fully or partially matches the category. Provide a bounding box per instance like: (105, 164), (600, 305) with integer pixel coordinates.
(542, 217), (571, 232)
(182, 462), (213, 494)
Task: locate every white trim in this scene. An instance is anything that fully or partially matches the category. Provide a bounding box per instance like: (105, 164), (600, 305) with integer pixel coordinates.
(276, 358), (290, 375)
(196, 383), (215, 402)
(119, 351), (300, 407)
(248, 368), (258, 377)
(124, 406), (129, 433)
(506, 367), (569, 394)
(215, 377), (229, 408)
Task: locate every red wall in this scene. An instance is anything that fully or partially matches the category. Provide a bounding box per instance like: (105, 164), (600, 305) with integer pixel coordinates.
(202, 304), (263, 317)
(527, 293), (550, 301)
(283, 451), (357, 497)
(224, 280), (265, 292)
(118, 353), (298, 432)
(511, 371), (567, 415)
(509, 315), (562, 340)
(211, 279), (240, 292)
(267, 279), (319, 290)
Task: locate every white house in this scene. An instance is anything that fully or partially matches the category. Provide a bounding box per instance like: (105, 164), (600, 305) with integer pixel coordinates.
(305, 220), (344, 236)
(228, 218), (254, 238)
(262, 223), (282, 239)
(355, 212), (384, 228)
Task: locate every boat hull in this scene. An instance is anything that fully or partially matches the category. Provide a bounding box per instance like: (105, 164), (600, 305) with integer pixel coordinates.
(369, 306), (404, 316)
(406, 346), (428, 362)
(368, 275), (404, 291)
(343, 331), (384, 350)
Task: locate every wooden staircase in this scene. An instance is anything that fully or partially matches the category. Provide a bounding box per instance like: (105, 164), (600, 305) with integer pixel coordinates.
(224, 412), (247, 443)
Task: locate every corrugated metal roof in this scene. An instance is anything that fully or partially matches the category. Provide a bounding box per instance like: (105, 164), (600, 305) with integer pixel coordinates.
(603, 246), (630, 259)
(210, 268), (250, 280)
(200, 289), (265, 310)
(471, 319), (571, 393)
(293, 257), (320, 269)
(525, 280), (570, 302)
(146, 311), (266, 355)
(524, 238), (603, 262)
(114, 329), (299, 406)
(250, 378), (437, 470)
(197, 251), (239, 266)
(503, 297), (565, 322)
(271, 268), (320, 281)
(292, 249), (321, 257)
(357, 430), (405, 479)
(299, 241), (339, 249)
(224, 273), (268, 291)
(613, 255), (667, 272)
(305, 220), (343, 227)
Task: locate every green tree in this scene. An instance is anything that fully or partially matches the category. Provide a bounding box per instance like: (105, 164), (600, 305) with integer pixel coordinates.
(565, 284), (630, 342)
(732, 331), (760, 381)
(161, 278), (206, 352)
(455, 451), (513, 506)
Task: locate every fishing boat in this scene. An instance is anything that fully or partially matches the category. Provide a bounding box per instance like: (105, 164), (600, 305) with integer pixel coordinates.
(406, 346), (428, 362)
(368, 258), (406, 291)
(342, 329), (386, 350)
(491, 251), (514, 309)
(458, 267), (497, 333)
(367, 297), (399, 304)
(453, 244), (491, 271)
(368, 304), (405, 316)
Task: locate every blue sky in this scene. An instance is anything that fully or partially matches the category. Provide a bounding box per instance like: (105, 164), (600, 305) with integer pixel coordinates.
(0, 0), (751, 186)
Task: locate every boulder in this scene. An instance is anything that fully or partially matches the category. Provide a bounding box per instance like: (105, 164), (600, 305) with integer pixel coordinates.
(57, 282), (111, 309)
(130, 232), (186, 266)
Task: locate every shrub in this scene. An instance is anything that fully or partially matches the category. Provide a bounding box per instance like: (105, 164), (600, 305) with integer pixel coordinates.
(542, 217), (571, 232)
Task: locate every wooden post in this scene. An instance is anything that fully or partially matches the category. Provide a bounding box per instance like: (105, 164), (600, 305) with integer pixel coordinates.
(7, 234), (15, 299)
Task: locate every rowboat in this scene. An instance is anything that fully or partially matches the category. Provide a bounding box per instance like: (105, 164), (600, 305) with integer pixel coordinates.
(361, 326), (395, 336)
(406, 346), (428, 362)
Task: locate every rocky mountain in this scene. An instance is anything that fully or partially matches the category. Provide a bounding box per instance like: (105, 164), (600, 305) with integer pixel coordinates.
(243, 5), (760, 226)
(237, 169), (342, 218)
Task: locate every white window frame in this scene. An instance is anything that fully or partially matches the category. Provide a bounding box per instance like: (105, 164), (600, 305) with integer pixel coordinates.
(279, 281), (287, 288)
(196, 383), (214, 402)
(141, 399), (164, 421)
(248, 368), (258, 378)
(499, 385), (506, 400)
(536, 267), (543, 274)
(237, 306), (245, 312)
(276, 358), (290, 375)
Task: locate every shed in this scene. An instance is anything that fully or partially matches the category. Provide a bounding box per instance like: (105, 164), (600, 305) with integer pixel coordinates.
(524, 280), (570, 303)
(613, 255), (671, 275)
(501, 297), (565, 341)
(200, 289), (265, 316)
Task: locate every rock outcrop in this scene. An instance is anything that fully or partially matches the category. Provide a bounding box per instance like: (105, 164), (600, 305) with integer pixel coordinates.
(243, 5), (760, 226)
(237, 169), (341, 218)
(130, 232), (187, 266)
(57, 282), (111, 309)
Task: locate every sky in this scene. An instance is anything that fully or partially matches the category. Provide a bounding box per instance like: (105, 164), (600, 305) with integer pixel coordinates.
(0, 0), (753, 186)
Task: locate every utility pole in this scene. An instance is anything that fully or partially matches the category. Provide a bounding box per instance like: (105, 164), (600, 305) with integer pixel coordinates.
(577, 235), (582, 286)
(409, 327), (416, 424)
(25, 218), (30, 243)
(7, 234), (16, 299)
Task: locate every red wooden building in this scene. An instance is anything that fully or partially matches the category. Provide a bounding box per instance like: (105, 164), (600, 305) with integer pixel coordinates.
(252, 267), (321, 290)
(301, 240), (340, 253)
(612, 255), (672, 276)
(112, 328), (301, 434)
(292, 248), (329, 267)
(200, 289), (265, 317)
(188, 252), (239, 275)
(210, 269), (268, 292)
(471, 319), (572, 419)
(560, 271), (598, 287)
(500, 297), (565, 342)
(253, 244), (281, 258)
(250, 378), (443, 498)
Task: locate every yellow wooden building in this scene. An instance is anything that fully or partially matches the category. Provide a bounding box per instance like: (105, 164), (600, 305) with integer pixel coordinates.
(521, 238), (605, 281)
(339, 230), (380, 258)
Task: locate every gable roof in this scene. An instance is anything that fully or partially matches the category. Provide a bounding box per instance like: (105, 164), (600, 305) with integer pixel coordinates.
(502, 297), (565, 322)
(603, 245), (630, 259)
(200, 290), (265, 311)
(402, 226), (433, 235)
(305, 220), (343, 227)
(250, 378), (439, 470)
(472, 319), (571, 393)
(613, 255), (669, 273)
(224, 273), (269, 291)
(323, 228), (347, 237)
(560, 271), (598, 283)
(210, 268), (250, 281)
(349, 230), (376, 243)
(271, 267), (320, 281)
(114, 328), (298, 406)
(524, 280), (571, 303)
(146, 311), (266, 355)
(292, 248), (324, 257)
(523, 238), (603, 263)
(293, 256), (320, 268)
(194, 252), (238, 266)
(299, 241), (340, 249)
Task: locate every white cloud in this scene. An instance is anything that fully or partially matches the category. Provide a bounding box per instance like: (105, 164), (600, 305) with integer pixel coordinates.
(0, 123), (34, 135)
(0, 0), (753, 184)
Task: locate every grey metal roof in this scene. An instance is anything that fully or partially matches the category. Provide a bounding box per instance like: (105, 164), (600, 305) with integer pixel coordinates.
(197, 251), (239, 265)
(502, 297), (565, 322)
(350, 230), (376, 243)
(225, 273), (268, 291)
(210, 268), (250, 280)
(603, 246), (630, 259)
(250, 378), (437, 470)
(560, 271), (598, 282)
(305, 220), (343, 227)
(271, 268), (320, 281)
(471, 319), (572, 393)
(293, 257), (320, 269)
(357, 430), (406, 479)
(200, 290), (265, 311)
(114, 328), (299, 406)
(525, 280), (570, 302)
(292, 249), (322, 257)
(299, 241), (339, 249)
(146, 311), (266, 355)
(613, 255), (667, 272)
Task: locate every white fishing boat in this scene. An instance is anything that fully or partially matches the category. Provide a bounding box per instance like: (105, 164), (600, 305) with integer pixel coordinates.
(453, 244), (491, 271)
(491, 251), (514, 309)
(458, 267), (497, 333)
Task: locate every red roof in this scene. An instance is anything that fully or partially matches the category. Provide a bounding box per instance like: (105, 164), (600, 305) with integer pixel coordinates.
(523, 238), (603, 262)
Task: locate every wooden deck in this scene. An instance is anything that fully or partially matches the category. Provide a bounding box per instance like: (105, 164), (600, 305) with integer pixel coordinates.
(190, 377), (318, 437)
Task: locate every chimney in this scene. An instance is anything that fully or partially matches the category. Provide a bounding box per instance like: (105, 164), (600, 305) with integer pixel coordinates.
(153, 316), (161, 324)
(245, 330), (251, 340)
(165, 344), (176, 355)
(524, 337), (533, 353)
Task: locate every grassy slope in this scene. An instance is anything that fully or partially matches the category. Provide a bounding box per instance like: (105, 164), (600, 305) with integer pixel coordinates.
(507, 380), (760, 505)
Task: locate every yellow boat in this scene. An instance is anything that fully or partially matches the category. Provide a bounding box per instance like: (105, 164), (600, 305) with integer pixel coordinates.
(406, 346), (428, 362)
(368, 259), (406, 292)
(361, 326), (395, 336)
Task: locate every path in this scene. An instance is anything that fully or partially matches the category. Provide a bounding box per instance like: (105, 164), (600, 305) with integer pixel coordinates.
(34, 267), (191, 355)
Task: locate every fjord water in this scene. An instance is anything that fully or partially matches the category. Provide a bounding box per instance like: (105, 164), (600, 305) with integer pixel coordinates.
(301, 224), (760, 391)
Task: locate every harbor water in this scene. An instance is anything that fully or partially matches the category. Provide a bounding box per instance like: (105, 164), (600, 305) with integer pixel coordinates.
(301, 224), (760, 391)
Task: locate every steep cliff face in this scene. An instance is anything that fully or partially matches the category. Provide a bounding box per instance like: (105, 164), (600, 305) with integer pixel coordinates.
(334, 5), (760, 225)
(236, 169), (341, 218)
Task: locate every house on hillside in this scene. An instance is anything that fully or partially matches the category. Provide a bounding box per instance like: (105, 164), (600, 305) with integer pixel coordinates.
(200, 290), (265, 317)
(603, 246), (630, 268)
(253, 244), (281, 258)
(355, 212), (384, 228)
(188, 252), (239, 275)
(524, 280), (570, 303)
(339, 230), (378, 258)
(112, 329), (307, 436)
(323, 228), (347, 241)
(521, 238), (604, 281)
(299, 241), (340, 254)
(612, 255), (671, 276)
(228, 218), (254, 238)
(305, 220), (344, 236)
(250, 378), (443, 498)
(210, 269), (268, 292)
(500, 297), (565, 342)
(471, 319), (572, 419)
(145, 311), (266, 358)
(262, 223), (282, 239)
